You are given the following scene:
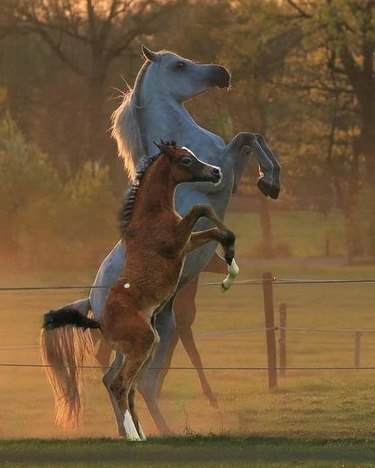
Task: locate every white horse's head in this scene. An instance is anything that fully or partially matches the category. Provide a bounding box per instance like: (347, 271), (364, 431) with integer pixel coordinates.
(141, 46), (231, 102)
(112, 46), (231, 180)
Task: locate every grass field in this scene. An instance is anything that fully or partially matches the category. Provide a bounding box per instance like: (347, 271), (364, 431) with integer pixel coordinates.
(2, 261), (375, 441)
(2, 436), (375, 467)
(224, 210), (346, 258)
(1, 210), (375, 465)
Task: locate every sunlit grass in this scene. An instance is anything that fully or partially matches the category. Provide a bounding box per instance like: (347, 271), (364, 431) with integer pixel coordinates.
(225, 210), (345, 258)
(1, 260), (375, 440)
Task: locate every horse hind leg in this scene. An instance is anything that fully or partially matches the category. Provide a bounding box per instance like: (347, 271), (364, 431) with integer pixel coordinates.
(156, 329), (178, 399)
(169, 278), (217, 407)
(111, 329), (156, 441)
(102, 351), (126, 437)
(127, 348), (155, 441)
(92, 331), (112, 371)
(179, 326), (218, 408)
(138, 300), (176, 436)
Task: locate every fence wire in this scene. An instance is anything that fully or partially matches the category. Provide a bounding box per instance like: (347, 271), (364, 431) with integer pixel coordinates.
(1, 276), (375, 372)
(2, 362), (375, 371)
(2, 277), (375, 291)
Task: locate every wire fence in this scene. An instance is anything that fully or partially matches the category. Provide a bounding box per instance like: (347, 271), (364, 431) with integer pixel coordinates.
(2, 276), (375, 291)
(1, 275), (375, 374)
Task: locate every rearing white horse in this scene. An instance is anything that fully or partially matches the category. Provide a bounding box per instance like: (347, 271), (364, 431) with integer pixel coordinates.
(40, 46), (280, 436)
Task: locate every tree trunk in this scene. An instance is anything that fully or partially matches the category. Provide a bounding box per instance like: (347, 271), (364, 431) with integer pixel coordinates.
(343, 138), (362, 263)
(87, 77), (107, 164)
(359, 100), (375, 256)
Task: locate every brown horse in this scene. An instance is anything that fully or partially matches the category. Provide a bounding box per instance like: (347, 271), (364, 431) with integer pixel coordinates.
(40, 142), (239, 440)
(90, 253), (225, 409)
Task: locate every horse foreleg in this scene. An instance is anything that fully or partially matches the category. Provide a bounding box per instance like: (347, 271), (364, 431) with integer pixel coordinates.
(255, 134), (281, 199)
(224, 132), (278, 198)
(187, 225), (239, 292)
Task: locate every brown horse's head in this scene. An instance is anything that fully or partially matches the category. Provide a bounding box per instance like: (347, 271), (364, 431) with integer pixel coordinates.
(154, 141), (222, 185)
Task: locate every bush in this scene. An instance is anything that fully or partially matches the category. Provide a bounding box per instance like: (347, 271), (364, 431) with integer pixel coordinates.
(0, 113), (118, 267)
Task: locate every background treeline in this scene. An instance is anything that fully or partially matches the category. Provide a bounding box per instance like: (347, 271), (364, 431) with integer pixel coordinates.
(0, 0), (374, 266)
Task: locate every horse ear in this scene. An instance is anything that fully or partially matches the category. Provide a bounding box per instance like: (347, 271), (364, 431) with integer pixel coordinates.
(153, 141), (163, 152)
(153, 141), (175, 157)
(142, 45), (160, 62)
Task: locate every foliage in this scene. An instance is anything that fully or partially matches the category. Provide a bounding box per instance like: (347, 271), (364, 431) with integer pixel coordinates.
(0, 113), (118, 266)
(0, 0), (374, 262)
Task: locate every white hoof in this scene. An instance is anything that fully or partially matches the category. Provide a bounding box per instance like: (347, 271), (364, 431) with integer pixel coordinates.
(229, 258), (240, 276)
(124, 410), (141, 441)
(221, 259), (239, 293)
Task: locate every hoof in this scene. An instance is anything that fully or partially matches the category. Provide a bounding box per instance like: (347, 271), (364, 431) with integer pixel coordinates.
(124, 410), (141, 441)
(221, 281), (230, 293)
(257, 178), (272, 197)
(269, 185), (280, 200)
(221, 259), (239, 293)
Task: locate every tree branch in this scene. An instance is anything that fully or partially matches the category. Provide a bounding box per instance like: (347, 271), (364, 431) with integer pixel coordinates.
(285, 0), (313, 18)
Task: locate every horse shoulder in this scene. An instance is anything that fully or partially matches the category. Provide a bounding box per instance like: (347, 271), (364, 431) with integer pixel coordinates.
(193, 125), (226, 149)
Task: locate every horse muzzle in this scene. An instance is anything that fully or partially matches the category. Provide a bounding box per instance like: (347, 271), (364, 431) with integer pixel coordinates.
(198, 166), (222, 184)
(210, 66), (231, 89)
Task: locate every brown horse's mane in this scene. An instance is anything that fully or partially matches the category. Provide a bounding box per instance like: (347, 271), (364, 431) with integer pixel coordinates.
(119, 141), (177, 237)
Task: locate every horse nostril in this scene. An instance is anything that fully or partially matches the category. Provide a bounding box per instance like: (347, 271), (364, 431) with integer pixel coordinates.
(212, 167), (221, 176)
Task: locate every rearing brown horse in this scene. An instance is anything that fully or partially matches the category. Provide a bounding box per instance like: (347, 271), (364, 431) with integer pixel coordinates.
(40, 142), (239, 440)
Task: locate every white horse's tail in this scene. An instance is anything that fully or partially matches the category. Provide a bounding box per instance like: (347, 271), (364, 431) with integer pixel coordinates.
(39, 304), (96, 429)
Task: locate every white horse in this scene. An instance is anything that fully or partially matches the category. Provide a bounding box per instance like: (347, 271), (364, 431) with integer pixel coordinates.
(41, 46), (280, 436)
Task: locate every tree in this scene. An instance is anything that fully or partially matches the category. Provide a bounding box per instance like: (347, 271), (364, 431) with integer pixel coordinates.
(212, 0), (302, 257)
(1, 0), (183, 171)
(284, 0), (375, 255)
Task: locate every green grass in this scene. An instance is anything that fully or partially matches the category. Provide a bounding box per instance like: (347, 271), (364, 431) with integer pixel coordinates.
(2, 262), (375, 441)
(1, 210), (375, 449)
(225, 210), (345, 258)
(1, 436), (375, 467)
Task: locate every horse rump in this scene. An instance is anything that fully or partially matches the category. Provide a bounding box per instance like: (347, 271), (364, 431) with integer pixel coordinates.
(39, 306), (98, 429)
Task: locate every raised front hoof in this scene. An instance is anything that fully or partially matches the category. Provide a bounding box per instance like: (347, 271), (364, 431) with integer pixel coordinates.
(221, 281), (230, 293)
(269, 185), (280, 200)
(257, 178), (272, 197)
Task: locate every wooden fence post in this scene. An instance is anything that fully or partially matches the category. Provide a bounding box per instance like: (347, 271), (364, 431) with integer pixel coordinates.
(262, 272), (277, 389)
(354, 331), (362, 369)
(279, 303), (287, 377)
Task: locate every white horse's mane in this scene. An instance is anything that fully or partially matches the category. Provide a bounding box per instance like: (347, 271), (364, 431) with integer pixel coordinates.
(111, 61), (150, 182)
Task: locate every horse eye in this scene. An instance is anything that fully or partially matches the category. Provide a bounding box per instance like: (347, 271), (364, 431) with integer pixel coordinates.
(181, 157), (192, 166)
(175, 61), (186, 69)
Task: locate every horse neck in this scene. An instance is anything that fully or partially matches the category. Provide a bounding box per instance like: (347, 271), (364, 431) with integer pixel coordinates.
(132, 157), (177, 220)
(138, 92), (197, 153)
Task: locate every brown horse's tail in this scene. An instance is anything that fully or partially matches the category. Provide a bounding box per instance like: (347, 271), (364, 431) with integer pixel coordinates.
(39, 307), (100, 429)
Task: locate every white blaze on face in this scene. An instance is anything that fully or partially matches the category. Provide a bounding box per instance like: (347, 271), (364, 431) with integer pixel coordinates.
(181, 146), (222, 178)
(124, 282), (130, 289)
